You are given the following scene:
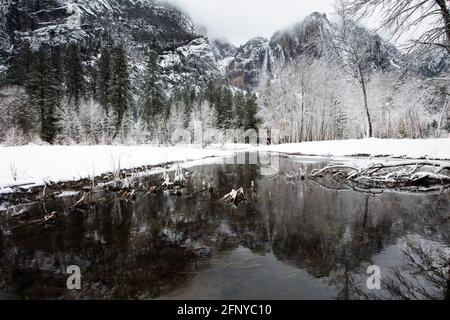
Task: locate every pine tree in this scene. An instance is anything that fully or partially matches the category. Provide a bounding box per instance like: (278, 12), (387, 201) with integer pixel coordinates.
(96, 46), (112, 108)
(140, 46), (166, 125)
(217, 87), (233, 129)
(244, 92), (259, 130)
(50, 46), (63, 102)
(180, 87), (196, 117)
(233, 91), (246, 129)
(64, 44), (84, 106)
(110, 45), (131, 128)
(26, 47), (60, 142)
(205, 81), (217, 105)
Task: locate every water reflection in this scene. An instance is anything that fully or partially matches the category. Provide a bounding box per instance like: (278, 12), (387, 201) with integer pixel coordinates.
(0, 154), (449, 299)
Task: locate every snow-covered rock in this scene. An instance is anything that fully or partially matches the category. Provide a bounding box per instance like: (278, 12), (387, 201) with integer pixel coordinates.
(159, 38), (221, 90)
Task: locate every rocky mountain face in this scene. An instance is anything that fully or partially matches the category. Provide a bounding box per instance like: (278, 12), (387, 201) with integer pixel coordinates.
(213, 37), (268, 89)
(0, 1), (406, 92)
(214, 12), (403, 91)
(0, 0), (221, 90)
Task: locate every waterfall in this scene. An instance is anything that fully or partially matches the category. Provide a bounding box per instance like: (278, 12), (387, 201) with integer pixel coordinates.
(260, 43), (270, 85)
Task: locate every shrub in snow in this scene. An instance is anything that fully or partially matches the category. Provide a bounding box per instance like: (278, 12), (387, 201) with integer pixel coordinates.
(0, 86), (40, 145)
(55, 98), (150, 145)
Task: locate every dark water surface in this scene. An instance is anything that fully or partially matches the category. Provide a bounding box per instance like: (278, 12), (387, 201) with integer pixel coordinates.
(0, 154), (449, 299)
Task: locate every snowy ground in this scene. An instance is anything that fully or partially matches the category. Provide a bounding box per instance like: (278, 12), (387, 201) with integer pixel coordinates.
(0, 145), (235, 190)
(257, 138), (450, 160)
(1, 138), (450, 190)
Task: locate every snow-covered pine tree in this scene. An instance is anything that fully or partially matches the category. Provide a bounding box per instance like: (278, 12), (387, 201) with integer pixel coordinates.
(96, 46), (112, 109)
(140, 45), (166, 126)
(244, 92), (259, 130)
(217, 87), (233, 129)
(51, 47), (64, 103)
(232, 90), (246, 129)
(65, 44), (85, 106)
(26, 46), (61, 143)
(110, 45), (131, 129)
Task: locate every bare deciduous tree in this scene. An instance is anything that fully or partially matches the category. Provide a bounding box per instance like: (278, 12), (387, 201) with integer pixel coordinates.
(333, 1), (379, 137)
(343, 0), (450, 53)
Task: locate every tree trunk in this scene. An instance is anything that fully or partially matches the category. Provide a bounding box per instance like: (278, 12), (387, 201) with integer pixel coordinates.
(359, 72), (373, 138)
(435, 0), (450, 50)
(438, 99), (449, 133)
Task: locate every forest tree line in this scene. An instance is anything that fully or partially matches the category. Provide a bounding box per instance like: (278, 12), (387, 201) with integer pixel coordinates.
(0, 43), (259, 145)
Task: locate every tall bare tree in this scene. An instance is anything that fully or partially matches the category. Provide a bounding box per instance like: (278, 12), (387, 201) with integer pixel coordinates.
(332, 1), (376, 137)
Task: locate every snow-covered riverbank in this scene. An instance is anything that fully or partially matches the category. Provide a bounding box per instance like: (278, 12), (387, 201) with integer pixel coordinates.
(257, 138), (450, 160)
(1, 138), (449, 191)
(0, 145), (234, 190)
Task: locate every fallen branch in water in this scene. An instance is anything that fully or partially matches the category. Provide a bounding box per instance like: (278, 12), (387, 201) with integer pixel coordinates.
(286, 167), (308, 181)
(217, 188), (245, 205)
(310, 161), (450, 192)
(3, 207), (29, 222)
(70, 192), (89, 210)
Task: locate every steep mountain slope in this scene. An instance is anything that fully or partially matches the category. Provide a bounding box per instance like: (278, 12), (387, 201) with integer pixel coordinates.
(217, 37), (268, 89)
(219, 12), (403, 90)
(269, 12), (332, 66)
(0, 0), (221, 90)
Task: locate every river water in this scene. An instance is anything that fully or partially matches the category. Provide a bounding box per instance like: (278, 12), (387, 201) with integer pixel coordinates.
(0, 153), (449, 299)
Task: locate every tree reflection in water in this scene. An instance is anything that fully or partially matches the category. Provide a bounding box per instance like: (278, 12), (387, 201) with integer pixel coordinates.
(0, 155), (449, 299)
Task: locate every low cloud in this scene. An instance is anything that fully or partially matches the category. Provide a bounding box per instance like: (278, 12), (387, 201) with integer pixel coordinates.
(164, 0), (335, 45)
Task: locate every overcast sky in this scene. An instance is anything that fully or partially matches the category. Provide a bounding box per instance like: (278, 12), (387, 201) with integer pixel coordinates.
(165, 0), (336, 45)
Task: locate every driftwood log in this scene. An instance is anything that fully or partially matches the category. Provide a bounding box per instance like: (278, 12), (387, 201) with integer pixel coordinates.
(310, 161), (450, 192)
(218, 188), (246, 205)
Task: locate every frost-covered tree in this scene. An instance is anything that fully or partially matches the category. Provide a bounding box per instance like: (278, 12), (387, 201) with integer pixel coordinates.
(115, 109), (148, 145)
(332, 2), (378, 137)
(165, 102), (187, 145)
(189, 100), (218, 146)
(366, 71), (397, 138)
(56, 98), (116, 144)
(258, 57), (350, 142)
(0, 86), (39, 145)
(55, 98), (151, 145)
